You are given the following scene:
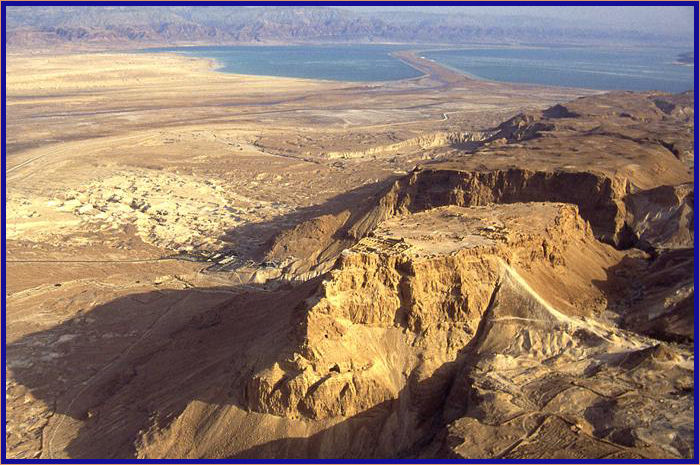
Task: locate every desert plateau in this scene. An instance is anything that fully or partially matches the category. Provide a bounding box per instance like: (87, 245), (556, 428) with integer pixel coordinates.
(3, 4), (696, 461)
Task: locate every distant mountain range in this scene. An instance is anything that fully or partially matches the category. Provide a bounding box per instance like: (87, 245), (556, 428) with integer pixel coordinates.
(7, 6), (690, 50)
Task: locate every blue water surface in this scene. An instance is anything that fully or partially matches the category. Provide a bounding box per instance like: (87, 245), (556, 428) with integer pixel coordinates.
(144, 44), (422, 82)
(144, 45), (694, 92)
(422, 46), (694, 93)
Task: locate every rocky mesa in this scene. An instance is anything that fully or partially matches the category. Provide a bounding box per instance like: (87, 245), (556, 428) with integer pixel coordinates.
(6, 91), (695, 460)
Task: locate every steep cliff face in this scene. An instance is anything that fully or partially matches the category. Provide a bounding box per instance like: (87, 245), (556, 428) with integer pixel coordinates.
(322, 131), (488, 159)
(266, 167), (632, 278)
(264, 91), (693, 278)
(229, 92), (694, 459)
(219, 198), (695, 460)
(386, 168), (631, 245)
(245, 204), (623, 436)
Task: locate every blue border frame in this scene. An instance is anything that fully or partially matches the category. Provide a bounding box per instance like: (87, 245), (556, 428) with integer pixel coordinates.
(1, 1), (698, 463)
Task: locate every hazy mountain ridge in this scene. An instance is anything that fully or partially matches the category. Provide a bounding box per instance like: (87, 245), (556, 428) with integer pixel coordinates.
(7, 6), (689, 50)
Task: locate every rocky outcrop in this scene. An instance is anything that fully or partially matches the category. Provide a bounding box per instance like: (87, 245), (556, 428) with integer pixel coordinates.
(427, 269), (694, 459)
(322, 131), (488, 160)
(264, 91), (694, 278)
(625, 183), (694, 251)
(245, 203), (623, 427)
(384, 167), (631, 245)
(229, 92), (694, 459)
(265, 167), (632, 277)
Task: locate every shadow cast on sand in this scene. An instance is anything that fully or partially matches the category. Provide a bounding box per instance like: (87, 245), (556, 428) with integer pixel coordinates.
(8, 274), (475, 459)
(216, 177), (399, 262)
(8, 174), (452, 459)
(591, 248), (694, 344)
(8, 279), (316, 458)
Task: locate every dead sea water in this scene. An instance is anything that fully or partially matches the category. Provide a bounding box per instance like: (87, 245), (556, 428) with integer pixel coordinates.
(146, 44), (694, 92)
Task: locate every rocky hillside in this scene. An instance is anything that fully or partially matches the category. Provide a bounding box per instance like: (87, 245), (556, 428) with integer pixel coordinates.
(262, 91), (694, 277)
(7, 92), (694, 459)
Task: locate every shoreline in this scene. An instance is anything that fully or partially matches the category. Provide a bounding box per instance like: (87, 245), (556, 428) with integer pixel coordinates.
(10, 44), (690, 93)
(138, 46), (426, 85)
(131, 45), (687, 94)
(136, 46), (599, 94)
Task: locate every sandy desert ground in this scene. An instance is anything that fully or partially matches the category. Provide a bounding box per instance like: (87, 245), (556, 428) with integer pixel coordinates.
(4, 50), (694, 459)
